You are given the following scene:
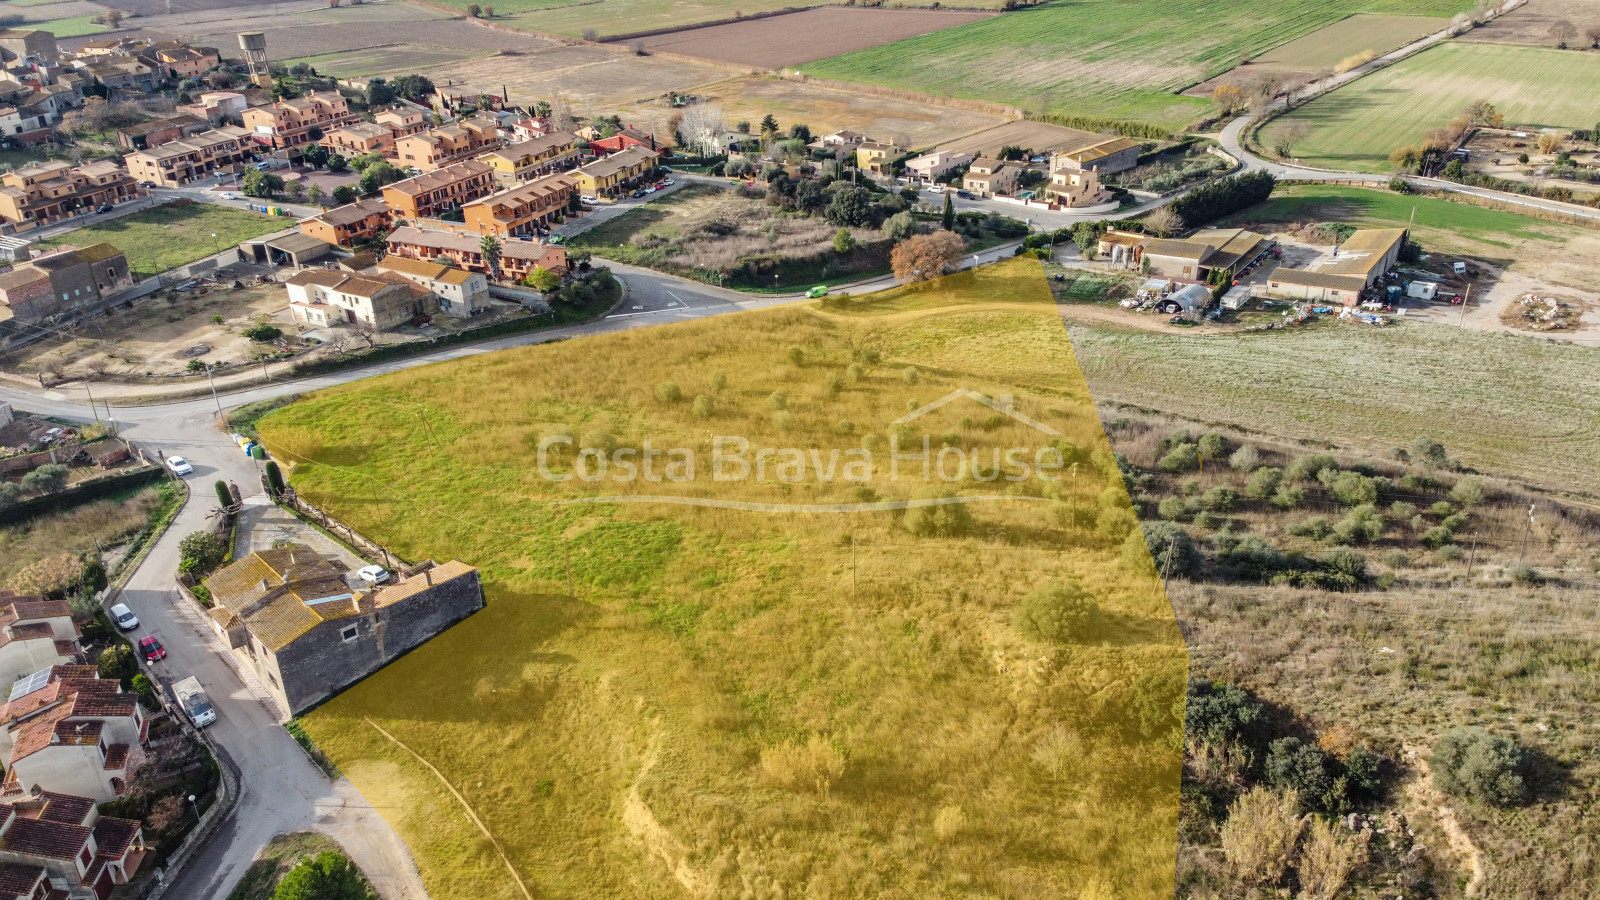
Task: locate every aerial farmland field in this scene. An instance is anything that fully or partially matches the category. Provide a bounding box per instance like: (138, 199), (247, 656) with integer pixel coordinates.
(1264, 42), (1600, 171)
(802, 0), (1475, 131)
(622, 7), (997, 69)
(434, 0), (854, 39)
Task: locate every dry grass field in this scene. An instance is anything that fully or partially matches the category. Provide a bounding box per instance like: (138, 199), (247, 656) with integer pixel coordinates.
(0, 486), (168, 589)
(1459, 0), (1600, 45)
(261, 260), (1189, 899)
(283, 46), (494, 78)
(1252, 14), (1448, 70)
(934, 118), (1102, 158)
(624, 7), (997, 69)
(618, 76), (1009, 151)
(420, 47), (725, 115)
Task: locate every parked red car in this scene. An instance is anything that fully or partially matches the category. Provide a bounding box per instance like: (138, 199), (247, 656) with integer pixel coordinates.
(139, 635), (166, 662)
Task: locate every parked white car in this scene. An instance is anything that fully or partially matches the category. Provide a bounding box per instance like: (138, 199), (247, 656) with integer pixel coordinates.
(109, 603), (140, 631)
(356, 565), (391, 585)
(166, 456), (194, 476)
(220, 192), (236, 200)
(928, 184), (946, 194)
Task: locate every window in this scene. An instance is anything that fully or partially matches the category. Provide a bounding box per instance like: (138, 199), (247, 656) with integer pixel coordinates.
(341, 625), (359, 642)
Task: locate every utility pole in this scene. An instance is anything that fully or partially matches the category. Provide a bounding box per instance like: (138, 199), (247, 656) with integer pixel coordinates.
(83, 380), (102, 425)
(1463, 532), (1478, 581)
(1457, 282), (1472, 327)
(851, 536), (857, 598)
(1159, 532), (1177, 583)
(204, 363), (223, 419)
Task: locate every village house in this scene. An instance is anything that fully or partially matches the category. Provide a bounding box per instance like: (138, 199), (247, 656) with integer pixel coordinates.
(0, 596), (79, 685)
(174, 90), (247, 126)
(0, 792), (146, 900)
(0, 30), (58, 65)
(903, 150), (972, 185)
(506, 116), (551, 142)
(962, 158), (1018, 198)
(375, 255), (490, 317)
(202, 546), (484, 716)
(381, 159), (496, 220)
(1141, 227), (1271, 284)
(240, 91), (357, 149)
(392, 116), (500, 172)
(1052, 136), (1142, 175)
(113, 114), (207, 151)
(0, 161), (143, 227)
(122, 126), (251, 188)
(137, 43), (220, 81)
(297, 199), (392, 248)
(75, 59), (157, 93)
(374, 108), (427, 137)
(462, 173), (573, 238)
(1045, 166), (1112, 208)
(854, 141), (905, 176)
(0, 244), (130, 324)
(589, 126), (659, 157)
(570, 145), (657, 198)
(0, 104), (54, 146)
(0, 665), (145, 803)
(1265, 228), (1406, 305)
(284, 269), (435, 330)
(386, 225), (568, 282)
(479, 131), (579, 186)
(1095, 229), (1146, 266)
(811, 130), (867, 154)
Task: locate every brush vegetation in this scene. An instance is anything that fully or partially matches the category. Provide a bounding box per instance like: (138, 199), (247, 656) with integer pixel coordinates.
(260, 259), (1188, 898)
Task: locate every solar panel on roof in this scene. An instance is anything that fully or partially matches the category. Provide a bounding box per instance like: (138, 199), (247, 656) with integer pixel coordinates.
(8, 668), (52, 702)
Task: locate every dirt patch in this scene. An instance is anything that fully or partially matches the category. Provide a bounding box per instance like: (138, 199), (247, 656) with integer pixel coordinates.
(621, 7), (996, 69)
(9, 282), (291, 379)
(1459, 0), (1600, 46)
(617, 75), (1009, 150)
(934, 118), (1101, 158)
(1498, 291), (1594, 330)
(419, 46), (726, 113)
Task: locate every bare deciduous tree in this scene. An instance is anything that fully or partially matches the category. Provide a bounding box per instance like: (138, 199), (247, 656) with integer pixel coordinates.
(678, 103), (726, 157)
(1144, 206), (1181, 238)
(1274, 121), (1311, 158)
(1550, 18), (1578, 47)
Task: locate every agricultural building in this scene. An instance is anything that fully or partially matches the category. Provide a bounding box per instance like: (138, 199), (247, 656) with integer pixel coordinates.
(1265, 228), (1407, 305)
(202, 546), (484, 716)
(1141, 228), (1269, 283)
(1052, 136), (1141, 175)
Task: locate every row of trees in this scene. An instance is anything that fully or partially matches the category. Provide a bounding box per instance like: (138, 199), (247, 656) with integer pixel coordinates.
(1169, 170), (1276, 229)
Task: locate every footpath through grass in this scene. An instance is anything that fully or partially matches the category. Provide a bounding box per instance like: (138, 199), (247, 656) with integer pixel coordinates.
(802, 0), (1473, 131)
(42, 201), (285, 277)
(1267, 42), (1600, 171)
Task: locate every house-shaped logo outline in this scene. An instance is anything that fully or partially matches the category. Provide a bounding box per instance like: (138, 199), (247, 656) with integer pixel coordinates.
(891, 388), (1061, 436)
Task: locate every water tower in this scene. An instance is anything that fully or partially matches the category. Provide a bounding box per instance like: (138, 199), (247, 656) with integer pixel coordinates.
(238, 32), (271, 87)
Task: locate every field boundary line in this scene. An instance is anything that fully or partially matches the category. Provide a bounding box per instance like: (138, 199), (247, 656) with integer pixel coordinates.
(363, 716), (534, 900)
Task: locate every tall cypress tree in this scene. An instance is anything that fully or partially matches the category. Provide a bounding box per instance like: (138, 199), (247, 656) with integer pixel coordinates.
(942, 193), (955, 231)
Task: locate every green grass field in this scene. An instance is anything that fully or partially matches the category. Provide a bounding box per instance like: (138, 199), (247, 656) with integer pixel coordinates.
(42, 202), (285, 278)
(26, 14), (110, 37)
(1267, 42), (1600, 171)
(1221, 183), (1567, 251)
(260, 261), (1188, 899)
(802, 0), (1473, 131)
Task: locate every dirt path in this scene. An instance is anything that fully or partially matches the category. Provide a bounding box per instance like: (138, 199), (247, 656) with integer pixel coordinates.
(1405, 746), (1487, 897)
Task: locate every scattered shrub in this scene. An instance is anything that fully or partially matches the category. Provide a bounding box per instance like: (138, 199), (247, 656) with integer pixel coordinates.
(1221, 787), (1303, 885)
(1298, 816), (1371, 900)
(1185, 678), (1263, 747)
(902, 366), (919, 384)
(786, 346), (805, 366)
(692, 395), (715, 419)
(1271, 485), (1307, 509)
(1094, 506), (1138, 541)
(1201, 485), (1238, 511)
(1244, 466), (1282, 500)
(178, 531), (229, 577)
(1388, 501), (1416, 521)
(760, 735), (847, 796)
(1265, 737), (1335, 810)
(1158, 442), (1199, 473)
(97, 644), (138, 686)
(1157, 496), (1191, 520)
(1381, 549), (1410, 569)
(1228, 444), (1260, 471)
(1326, 472), (1378, 507)
(1432, 727), (1531, 806)
(1450, 475), (1486, 506)
(1015, 578), (1103, 643)
(1323, 549), (1367, 581)
(1285, 454), (1337, 482)
(902, 486), (974, 537)
(767, 390), (788, 410)
(655, 381), (682, 403)
(1126, 522), (1201, 577)
(1332, 504), (1384, 545)
(1509, 563), (1542, 585)
(1286, 516), (1331, 539)
(1197, 431), (1228, 461)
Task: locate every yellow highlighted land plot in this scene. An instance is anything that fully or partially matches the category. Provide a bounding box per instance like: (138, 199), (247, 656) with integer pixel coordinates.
(259, 257), (1188, 899)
